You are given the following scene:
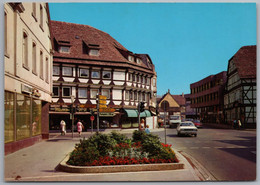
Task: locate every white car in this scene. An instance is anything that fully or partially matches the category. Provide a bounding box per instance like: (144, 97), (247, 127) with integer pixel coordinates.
(177, 121), (198, 137)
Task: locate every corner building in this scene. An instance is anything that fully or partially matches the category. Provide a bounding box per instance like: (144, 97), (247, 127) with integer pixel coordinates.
(4, 3), (53, 154)
(50, 21), (157, 130)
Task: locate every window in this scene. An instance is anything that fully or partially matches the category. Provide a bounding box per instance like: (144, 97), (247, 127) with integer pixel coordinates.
(53, 66), (59, 76)
(78, 88), (87, 98)
(79, 68), (89, 78)
(91, 89), (99, 99)
(5, 91), (14, 143)
(32, 42), (37, 74)
(136, 58), (142, 64)
(143, 76), (145, 84)
(128, 73), (132, 81)
(102, 71), (111, 79)
(32, 3), (37, 20)
(89, 49), (99, 56)
(133, 74), (136, 82)
(40, 4), (43, 30)
(45, 57), (49, 83)
(142, 93), (146, 102)
(137, 75), (140, 83)
(147, 78), (150, 85)
(125, 91), (129, 100)
(62, 87), (71, 97)
(40, 50), (43, 79)
(128, 55), (134, 62)
(5, 12), (7, 55)
(153, 78), (156, 87)
(92, 71), (100, 78)
(62, 67), (73, 76)
(130, 91), (133, 100)
(102, 89), (110, 99)
(59, 46), (70, 53)
(22, 32), (28, 68)
(134, 92), (137, 100)
(53, 86), (59, 97)
(32, 99), (41, 136)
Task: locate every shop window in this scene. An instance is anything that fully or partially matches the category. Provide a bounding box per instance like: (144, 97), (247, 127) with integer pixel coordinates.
(16, 94), (31, 140)
(79, 68), (89, 78)
(102, 71), (111, 79)
(5, 91), (14, 143)
(78, 88), (87, 98)
(91, 89), (99, 99)
(53, 66), (59, 76)
(92, 71), (100, 79)
(62, 66), (73, 76)
(32, 99), (41, 136)
(53, 86), (59, 97)
(102, 89), (110, 99)
(62, 87), (71, 97)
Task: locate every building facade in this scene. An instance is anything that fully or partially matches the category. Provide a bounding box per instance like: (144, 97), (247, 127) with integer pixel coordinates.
(50, 21), (157, 130)
(4, 3), (53, 154)
(157, 91), (186, 124)
(190, 71), (227, 124)
(184, 94), (196, 119)
(224, 45), (256, 129)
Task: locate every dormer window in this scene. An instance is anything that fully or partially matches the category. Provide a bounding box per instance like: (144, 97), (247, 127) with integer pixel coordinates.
(128, 55), (134, 62)
(59, 46), (70, 53)
(136, 58), (142, 64)
(89, 49), (99, 56)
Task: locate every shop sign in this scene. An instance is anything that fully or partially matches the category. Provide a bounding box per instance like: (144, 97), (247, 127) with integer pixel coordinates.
(54, 107), (70, 112)
(99, 112), (115, 117)
(90, 116), (95, 121)
(99, 108), (116, 112)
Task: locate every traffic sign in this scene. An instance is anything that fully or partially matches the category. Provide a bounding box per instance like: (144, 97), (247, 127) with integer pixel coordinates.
(99, 112), (115, 117)
(90, 115), (95, 121)
(99, 95), (107, 100)
(99, 108), (116, 112)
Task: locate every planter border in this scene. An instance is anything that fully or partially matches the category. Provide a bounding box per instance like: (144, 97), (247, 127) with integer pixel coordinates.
(57, 154), (184, 173)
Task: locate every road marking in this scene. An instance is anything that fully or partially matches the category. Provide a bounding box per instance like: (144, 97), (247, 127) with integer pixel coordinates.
(202, 147), (210, 149)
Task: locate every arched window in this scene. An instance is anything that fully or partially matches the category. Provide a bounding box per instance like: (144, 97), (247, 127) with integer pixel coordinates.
(161, 100), (169, 110)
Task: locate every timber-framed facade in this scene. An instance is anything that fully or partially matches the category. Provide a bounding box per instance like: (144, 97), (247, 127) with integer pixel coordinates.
(50, 21), (157, 130)
(224, 45), (256, 129)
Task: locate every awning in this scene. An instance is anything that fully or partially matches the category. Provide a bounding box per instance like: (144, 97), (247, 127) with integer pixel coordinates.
(124, 109), (138, 117)
(124, 109), (151, 117)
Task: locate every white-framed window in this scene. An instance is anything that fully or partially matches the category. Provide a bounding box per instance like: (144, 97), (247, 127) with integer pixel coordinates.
(89, 49), (99, 56)
(78, 88), (87, 98)
(59, 46), (70, 53)
(125, 91), (129, 100)
(142, 76), (145, 84)
(102, 89), (110, 99)
(62, 66), (73, 76)
(128, 55), (134, 62)
(62, 87), (71, 97)
(32, 42), (37, 74)
(53, 86), (59, 97)
(45, 57), (49, 83)
(102, 71), (111, 79)
(79, 68), (89, 78)
(92, 71), (100, 79)
(136, 58), (142, 64)
(91, 89), (99, 99)
(22, 32), (28, 68)
(53, 66), (59, 76)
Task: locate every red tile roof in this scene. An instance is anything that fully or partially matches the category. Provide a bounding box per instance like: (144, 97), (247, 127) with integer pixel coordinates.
(171, 95), (186, 106)
(232, 45), (256, 79)
(50, 20), (155, 74)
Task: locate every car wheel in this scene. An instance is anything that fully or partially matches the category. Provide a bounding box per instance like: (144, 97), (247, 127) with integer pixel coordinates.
(177, 132), (180, 136)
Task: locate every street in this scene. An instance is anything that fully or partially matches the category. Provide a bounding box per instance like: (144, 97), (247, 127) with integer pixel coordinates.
(156, 127), (256, 181)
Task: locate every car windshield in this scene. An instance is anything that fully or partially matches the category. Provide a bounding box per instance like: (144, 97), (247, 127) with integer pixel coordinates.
(170, 116), (180, 120)
(194, 120), (200, 123)
(180, 122), (194, 126)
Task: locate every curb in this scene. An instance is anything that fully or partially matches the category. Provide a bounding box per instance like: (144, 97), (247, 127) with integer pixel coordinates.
(57, 153), (184, 173)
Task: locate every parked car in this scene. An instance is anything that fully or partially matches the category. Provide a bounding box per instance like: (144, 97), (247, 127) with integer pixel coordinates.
(177, 121), (198, 137)
(193, 120), (203, 128)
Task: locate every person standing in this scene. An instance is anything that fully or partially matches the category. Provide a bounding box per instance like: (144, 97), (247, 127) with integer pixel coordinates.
(77, 120), (84, 136)
(60, 120), (66, 135)
(145, 125), (150, 134)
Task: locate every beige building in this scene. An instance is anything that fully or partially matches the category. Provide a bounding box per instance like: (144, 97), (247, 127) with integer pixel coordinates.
(4, 3), (53, 154)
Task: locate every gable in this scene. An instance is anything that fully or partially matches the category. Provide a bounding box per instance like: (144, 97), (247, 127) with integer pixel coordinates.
(159, 94), (180, 108)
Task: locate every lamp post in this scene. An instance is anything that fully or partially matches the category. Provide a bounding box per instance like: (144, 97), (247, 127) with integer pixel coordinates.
(71, 95), (75, 138)
(164, 101), (167, 144)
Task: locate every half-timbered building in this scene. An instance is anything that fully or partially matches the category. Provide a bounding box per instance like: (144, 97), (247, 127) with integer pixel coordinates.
(50, 21), (157, 130)
(224, 45), (256, 129)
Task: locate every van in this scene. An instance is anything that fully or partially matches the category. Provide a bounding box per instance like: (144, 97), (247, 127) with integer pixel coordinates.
(169, 115), (181, 128)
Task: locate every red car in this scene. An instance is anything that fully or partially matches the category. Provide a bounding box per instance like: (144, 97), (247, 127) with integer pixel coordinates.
(193, 120), (203, 128)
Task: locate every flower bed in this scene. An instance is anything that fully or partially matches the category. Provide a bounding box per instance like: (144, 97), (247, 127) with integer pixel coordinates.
(67, 130), (179, 167)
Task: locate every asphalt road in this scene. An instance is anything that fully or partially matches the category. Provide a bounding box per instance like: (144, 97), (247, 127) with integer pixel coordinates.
(156, 127), (256, 181)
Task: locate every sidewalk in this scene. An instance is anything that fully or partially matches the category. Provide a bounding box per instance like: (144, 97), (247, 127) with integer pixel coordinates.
(4, 129), (201, 182)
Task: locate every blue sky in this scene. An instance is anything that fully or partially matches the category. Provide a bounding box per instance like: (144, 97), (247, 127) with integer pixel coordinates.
(49, 2), (256, 96)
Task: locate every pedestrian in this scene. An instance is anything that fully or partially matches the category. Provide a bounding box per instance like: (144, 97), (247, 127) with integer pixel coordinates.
(238, 120), (242, 129)
(139, 119), (145, 131)
(60, 120), (66, 135)
(145, 125), (150, 134)
(77, 119), (84, 136)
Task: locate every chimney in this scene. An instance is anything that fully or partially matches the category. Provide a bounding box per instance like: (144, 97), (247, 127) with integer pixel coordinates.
(182, 92), (184, 97)
(168, 89), (170, 94)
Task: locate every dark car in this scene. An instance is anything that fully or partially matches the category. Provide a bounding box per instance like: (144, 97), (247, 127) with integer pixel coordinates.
(193, 120), (203, 128)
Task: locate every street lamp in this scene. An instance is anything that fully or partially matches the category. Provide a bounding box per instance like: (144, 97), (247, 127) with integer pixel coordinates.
(71, 95), (75, 138)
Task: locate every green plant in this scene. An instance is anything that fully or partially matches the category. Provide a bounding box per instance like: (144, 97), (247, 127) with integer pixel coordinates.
(110, 131), (131, 145)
